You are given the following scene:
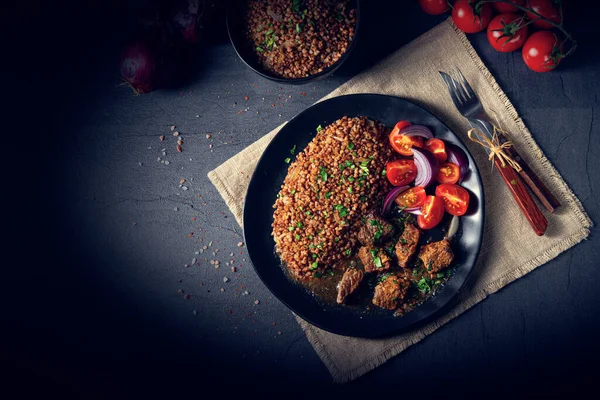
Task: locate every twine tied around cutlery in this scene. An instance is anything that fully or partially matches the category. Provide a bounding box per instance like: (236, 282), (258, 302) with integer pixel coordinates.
(468, 125), (522, 172)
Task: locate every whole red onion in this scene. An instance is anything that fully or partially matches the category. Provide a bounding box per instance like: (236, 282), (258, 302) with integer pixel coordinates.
(120, 41), (157, 94)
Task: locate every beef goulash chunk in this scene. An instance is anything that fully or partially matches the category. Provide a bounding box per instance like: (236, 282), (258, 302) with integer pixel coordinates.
(336, 267), (364, 304)
(358, 246), (392, 273)
(418, 238), (454, 278)
(372, 274), (410, 310)
(357, 210), (395, 246)
(395, 223), (421, 268)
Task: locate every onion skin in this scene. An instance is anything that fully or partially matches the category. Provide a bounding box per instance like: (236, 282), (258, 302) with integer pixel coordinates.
(445, 143), (470, 182)
(399, 125), (434, 139)
(412, 147), (439, 187)
(382, 185), (410, 215)
(120, 41), (156, 94)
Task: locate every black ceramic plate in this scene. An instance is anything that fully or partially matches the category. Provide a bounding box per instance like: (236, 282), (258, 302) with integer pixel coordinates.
(226, 0), (361, 84)
(243, 94), (484, 338)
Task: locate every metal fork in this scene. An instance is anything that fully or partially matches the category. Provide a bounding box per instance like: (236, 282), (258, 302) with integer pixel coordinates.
(439, 68), (548, 236)
(441, 68), (560, 214)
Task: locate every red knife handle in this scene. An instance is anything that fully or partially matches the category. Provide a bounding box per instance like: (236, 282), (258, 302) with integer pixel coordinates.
(494, 158), (548, 236)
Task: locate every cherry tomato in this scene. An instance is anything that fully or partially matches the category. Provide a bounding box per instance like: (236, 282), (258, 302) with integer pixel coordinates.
(487, 13), (529, 53)
(394, 186), (427, 210)
(492, 0), (525, 13)
(390, 120), (412, 136)
(522, 31), (563, 73)
(419, 0), (449, 15)
(389, 122), (423, 156)
(526, 0), (562, 29)
(417, 196), (445, 230)
(423, 138), (447, 162)
(452, 0), (493, 33)
(437, 162), (461, 184)
(386, 159), (418, 186)
(435, 183), (470, 216)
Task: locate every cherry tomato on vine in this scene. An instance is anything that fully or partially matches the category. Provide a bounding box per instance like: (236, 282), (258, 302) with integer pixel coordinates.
(492, 0), (525, 13)
(522, 31), (563, 73)
(452, 0), (493, 33)
(419, 0), (449, 15)
(487, 13), (529, 53)
(526, 0), (562, 29)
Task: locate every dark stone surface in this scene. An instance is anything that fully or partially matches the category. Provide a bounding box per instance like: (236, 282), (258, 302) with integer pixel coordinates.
(4, 0), (600, 398)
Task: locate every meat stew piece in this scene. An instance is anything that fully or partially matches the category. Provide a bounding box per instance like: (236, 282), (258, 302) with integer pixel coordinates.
(418, 238), (454, 278)
(358, 246), (392, 273)
(372, 274), (410, 310)
(336, 267), (364, 304)
(395, 224), (421, 268)
(357, 211), (395, 245)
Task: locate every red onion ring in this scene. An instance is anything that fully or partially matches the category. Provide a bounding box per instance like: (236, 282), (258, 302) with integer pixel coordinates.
(445, 143), (470, 182)
(399, 125), (434, 139)
(412, 147), (439, 187)
(382, 185), (410, 215)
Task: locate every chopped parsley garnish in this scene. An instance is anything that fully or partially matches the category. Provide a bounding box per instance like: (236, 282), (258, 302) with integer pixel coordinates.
(339, 163), (346, 170)
(291, 189), (296, 195)
(359, 195), (367, 202)
(359, 161), (369, 175)
(328, 270), (335, 276)
(290, 145), (296, 155)
(345, 160), (353, 168)
(369, 219), (379, 226)
(334, 237), (340, 242)
(309, 261), (318, 270)
(417, 277), (431, 293)
(296, 222), (303, 228)
(381, 169), (387, 176)
(319, 166), (328, 182)
(288, 226), (294, 231)
(400, 238), (408, 245)
(426, 260), (433, 271)
(256, 46), (264, 52)
(344, 249), (352, 256)
(348, 176), (355, 183)
(308, 235), (313, 239)
(334, 204), (343, 210)
(295, 234), (301, 240)
(347, 187), (353, 194)
(347, 142), (355, 150)
(284, 157), (291, 163)
(374, 231), (382, 241)
(313, 272), (323, 278)
(339, 207), (348, 218)
(312, 254), (317, 258)
(316, 125), (323, 132)
(325, 191), (332, 199)
(296, 23), (301, 33)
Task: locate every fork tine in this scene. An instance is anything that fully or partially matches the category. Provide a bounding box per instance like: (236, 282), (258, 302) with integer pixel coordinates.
(448, 68), (468, 104)
(439, 71), (463, 109)
(455, 67), (476, 101)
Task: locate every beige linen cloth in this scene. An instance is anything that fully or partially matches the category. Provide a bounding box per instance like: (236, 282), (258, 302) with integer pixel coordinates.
(208, 20), (592, 383)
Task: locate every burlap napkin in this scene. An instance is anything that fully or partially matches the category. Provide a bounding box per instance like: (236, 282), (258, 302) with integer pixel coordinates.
(208, 19), (591, 383)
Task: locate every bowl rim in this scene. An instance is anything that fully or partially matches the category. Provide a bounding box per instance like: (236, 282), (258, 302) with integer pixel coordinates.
(226, 0), (362, 84)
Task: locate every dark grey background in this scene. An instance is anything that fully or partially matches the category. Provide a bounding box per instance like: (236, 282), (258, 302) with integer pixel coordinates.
(4, 0), (600, 398)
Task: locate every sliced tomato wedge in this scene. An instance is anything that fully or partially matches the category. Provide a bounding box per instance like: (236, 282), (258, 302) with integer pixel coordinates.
(417, 195), (445, 230)
(390, 120), (412, 136)
(389, 121), (423, 156)
(423, 138), (447, 162)
(435, 183), (470, 216)
(386, 159), (418, 186)
(394, 186), (427, 209)
(437, 162), (460, 184)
